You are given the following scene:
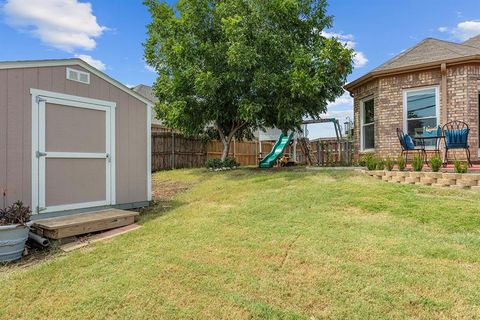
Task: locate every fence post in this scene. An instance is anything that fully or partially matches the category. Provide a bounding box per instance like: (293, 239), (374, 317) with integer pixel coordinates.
(171, 132), (176, 169)
(316, 140), (320, 166)
(345, 141), (349, 165)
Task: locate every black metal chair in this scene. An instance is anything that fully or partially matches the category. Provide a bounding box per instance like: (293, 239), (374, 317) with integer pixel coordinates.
(396, 128), (427, 163)
(442, 120), (472, 167)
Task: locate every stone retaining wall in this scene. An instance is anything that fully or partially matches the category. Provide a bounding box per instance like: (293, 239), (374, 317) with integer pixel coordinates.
(363, 170), (480, 190)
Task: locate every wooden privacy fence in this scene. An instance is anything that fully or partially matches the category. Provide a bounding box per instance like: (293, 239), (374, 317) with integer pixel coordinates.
(151, 132), (355, 171)
(152, 132), (207, 171)
(299, 140), (355, 166)
(207, 140), (275, 166)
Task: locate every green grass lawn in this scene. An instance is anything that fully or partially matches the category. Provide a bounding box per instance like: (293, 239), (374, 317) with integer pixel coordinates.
(1, 168), (480, 319)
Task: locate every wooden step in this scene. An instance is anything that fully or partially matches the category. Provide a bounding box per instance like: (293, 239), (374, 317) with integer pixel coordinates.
(33, 209), (139, 239)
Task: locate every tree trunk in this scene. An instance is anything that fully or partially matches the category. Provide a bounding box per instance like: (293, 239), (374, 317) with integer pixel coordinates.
(215, 121), (246, 162)
(220, 136), (232, 161)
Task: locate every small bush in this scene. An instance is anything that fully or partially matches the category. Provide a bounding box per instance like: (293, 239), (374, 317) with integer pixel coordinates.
(412, 155), (424, 172)
(0, 201), (31, 226)
(376, 158), (385, 170)
(385, 157), (394, 171)
(454, 160), (468, 173)
(429, 155), (442, 172)
(397, 156), (406, 171)
(223, 157), (240, 168)
(205, 158), (223, 169)
(365, 155), (378, 171)
(359, 154), (373, 167)
(205, 158), (239, 170)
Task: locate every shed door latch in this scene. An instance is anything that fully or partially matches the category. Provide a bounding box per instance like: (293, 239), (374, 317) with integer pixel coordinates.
(36, 151), (47, 158)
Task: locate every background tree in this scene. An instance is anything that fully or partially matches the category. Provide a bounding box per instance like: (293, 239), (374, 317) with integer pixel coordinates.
(144, 0), (354, 160)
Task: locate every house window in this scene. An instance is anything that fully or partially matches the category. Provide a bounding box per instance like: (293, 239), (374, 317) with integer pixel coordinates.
(404, 87), (439, 147)
(361, 98), (374, 151)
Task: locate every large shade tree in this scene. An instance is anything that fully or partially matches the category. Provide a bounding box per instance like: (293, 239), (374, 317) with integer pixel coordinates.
(144, 0), (354, 160)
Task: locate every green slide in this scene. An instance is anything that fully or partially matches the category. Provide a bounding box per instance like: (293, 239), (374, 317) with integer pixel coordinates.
(259, 132), (294, 168)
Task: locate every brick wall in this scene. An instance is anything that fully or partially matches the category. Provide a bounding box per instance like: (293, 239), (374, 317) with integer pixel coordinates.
(352, 63), (480, 161)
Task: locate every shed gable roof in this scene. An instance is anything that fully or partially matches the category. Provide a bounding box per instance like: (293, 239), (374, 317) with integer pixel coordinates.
(0, 58), (153, 106)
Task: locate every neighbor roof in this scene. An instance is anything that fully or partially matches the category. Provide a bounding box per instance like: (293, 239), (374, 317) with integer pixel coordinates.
(0, 58), (153, 106)
(132, 84), (158, 103)
(345, 35), (480, 91)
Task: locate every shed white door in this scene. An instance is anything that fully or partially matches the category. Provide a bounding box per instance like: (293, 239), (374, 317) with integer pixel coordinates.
(31, 90), (116, 214)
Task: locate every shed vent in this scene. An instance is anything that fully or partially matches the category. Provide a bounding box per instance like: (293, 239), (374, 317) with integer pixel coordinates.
(66, 68), (90, 84)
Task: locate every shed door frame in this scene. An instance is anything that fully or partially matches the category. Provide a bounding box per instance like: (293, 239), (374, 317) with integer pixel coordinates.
(30, 89), (116, 214)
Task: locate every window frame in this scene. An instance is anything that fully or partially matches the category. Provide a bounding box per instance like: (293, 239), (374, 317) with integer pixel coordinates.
(66, 67), (91, 85)
(403, 86), (440, 149)
(360, 96), (375, 152)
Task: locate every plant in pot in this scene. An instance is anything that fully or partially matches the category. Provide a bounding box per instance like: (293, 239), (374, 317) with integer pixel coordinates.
(429, 155), (442, 172)
(397, 156), (406, 171)
(412, 155), (424, 172)
(385, 157), (394, 171)
(0, 192), (32, 262)
(454, 160), (468, 174)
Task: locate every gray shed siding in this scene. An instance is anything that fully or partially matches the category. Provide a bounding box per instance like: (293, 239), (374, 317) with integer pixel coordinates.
(0, 65), (148, 208)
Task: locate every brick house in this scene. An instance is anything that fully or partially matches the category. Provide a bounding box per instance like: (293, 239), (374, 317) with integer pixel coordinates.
(345, 35), (480, 161)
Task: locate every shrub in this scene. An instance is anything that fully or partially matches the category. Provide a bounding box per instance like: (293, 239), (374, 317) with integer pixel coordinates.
(365, 155), (378, 171)
(359, 154), (373, 167)
(223, 157), (240, 168)
(205, 158), (223, 170)
(397, 156), (406, 171)
(0, 201), (31, 226)
(376, 158), (385, 170)
(429, 155), (442, 172)
(454, 160), (468, 174)
(412, 155), (424, 172)
(385, 157), (394, 171)
(205, 158), (240, 170)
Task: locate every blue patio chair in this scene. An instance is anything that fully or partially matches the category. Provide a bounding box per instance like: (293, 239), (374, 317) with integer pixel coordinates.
(442, 120), (472, 167)
(396, 128), (427, 163)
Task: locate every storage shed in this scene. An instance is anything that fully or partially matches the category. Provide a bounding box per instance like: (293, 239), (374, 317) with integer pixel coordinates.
(0, 59), (152, 218)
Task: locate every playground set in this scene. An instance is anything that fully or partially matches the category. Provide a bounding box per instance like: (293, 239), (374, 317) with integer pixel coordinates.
(258, 118), (348, 168)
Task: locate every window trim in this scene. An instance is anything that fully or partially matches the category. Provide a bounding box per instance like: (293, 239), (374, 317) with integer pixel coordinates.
(403, 86), (440, 149)
(360, 96), (375, 152)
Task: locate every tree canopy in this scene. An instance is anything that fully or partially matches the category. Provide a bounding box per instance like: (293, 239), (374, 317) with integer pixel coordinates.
(144, 0), (354, 160)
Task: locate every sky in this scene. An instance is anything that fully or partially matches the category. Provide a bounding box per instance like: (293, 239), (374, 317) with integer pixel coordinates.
(1, 0), (480, 138)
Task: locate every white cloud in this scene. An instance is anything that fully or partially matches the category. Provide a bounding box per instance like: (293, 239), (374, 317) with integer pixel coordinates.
(2, 0), (106, 51)
(438, 20), (480, 41)
(321, 30), (368, 67)
(74, 54), (105, 71)
(353, 52), (368, 68)
(327, 91), (353, 109)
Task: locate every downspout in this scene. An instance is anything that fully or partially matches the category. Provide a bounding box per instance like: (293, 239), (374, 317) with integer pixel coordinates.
(441, 63), (448, 124)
